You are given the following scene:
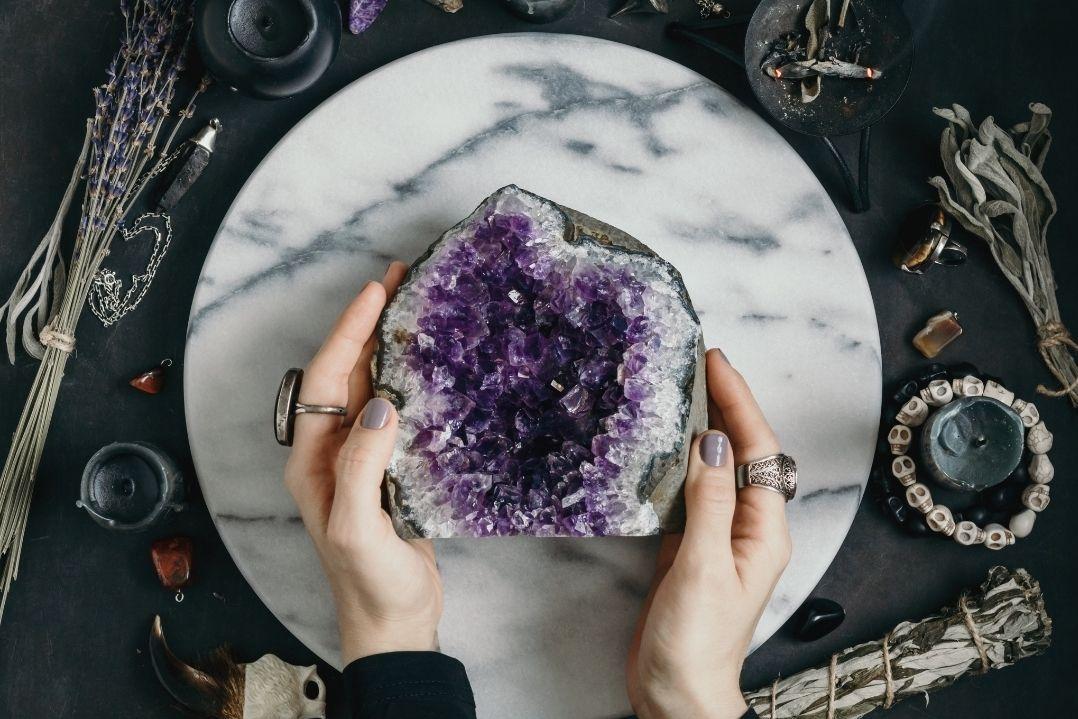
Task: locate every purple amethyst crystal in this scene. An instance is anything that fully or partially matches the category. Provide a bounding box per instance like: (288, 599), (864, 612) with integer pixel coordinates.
(348, 0), (387, 34)
(376, 186), (706, 538)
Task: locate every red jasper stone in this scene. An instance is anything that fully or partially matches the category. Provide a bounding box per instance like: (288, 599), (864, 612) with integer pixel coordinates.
(151, 536), (192, 590)
(130, 365), (166, 394)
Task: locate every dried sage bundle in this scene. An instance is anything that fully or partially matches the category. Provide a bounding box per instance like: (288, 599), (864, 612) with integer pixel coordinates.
(929, 102), (1078, 406)
(745, 566), (1051, 719)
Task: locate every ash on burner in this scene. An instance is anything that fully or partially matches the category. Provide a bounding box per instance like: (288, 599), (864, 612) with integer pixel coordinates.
(761, 0), (881, 103)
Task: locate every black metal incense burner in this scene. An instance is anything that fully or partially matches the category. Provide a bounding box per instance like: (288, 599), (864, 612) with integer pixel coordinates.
(669, 0), (913, 212)
(194, 0), (341, 99)
(77, 442), (185, 531)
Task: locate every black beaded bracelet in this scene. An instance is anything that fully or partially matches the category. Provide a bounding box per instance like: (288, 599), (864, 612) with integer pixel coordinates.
(874, 363), (1054, 548)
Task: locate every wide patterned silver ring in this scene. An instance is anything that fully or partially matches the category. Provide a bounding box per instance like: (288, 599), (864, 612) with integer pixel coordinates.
(735, 453), (798, 502)
(275, 368), (347, 446)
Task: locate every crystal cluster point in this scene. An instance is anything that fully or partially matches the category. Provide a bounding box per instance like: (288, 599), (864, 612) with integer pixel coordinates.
(375, 186), (706, 537)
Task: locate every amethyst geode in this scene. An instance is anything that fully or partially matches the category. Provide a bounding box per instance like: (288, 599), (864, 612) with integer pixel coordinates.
(375, 186), (706, 538)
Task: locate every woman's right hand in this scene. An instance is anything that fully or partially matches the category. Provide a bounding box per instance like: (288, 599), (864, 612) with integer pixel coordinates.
(627, 348), (792, 719)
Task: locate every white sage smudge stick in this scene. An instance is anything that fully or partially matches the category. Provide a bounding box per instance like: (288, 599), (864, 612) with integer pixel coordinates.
(0, 125), (86, 362)
(929, 102), (1078, 406)
(745, 566), (1051, 719)
(0, 0), (204, 620)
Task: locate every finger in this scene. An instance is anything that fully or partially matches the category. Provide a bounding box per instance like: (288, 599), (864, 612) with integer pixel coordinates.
(345, 262), (410, 424)
(326, 397), (399, 546)
(705, 348), (780, 462)
(706, 349), (790, 590)
(292, 281), (388, 458)
(677, 430), (736, 575)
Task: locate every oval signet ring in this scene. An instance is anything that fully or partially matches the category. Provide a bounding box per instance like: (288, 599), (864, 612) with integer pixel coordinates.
(274, 368), (347, 446)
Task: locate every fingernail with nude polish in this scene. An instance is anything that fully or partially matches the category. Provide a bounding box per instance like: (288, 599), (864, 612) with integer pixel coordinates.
(360, 397), (393, 429)
(699, 432), (729, 467)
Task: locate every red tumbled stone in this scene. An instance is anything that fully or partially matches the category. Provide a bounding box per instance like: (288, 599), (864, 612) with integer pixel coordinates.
(129, 365), (166, 394)
(151, 536), (192, 590)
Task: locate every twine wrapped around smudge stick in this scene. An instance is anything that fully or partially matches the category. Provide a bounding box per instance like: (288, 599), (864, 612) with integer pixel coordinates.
(745, 567), (1051, 719)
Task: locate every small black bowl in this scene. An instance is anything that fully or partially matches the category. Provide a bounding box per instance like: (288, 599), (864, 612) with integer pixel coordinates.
(194, 0), (341, 99)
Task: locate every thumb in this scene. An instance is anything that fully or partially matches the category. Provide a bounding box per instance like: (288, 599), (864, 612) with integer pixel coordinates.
(328, 397), (398, 545)
(679, 430), (736, 572)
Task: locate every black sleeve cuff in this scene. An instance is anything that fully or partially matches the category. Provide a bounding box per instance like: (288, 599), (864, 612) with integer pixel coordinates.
(344, 651), (476, 719)
(743, 707), (760, 719)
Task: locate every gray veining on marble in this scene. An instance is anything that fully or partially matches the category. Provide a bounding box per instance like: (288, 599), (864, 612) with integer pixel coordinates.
(185, 34), (881, 719)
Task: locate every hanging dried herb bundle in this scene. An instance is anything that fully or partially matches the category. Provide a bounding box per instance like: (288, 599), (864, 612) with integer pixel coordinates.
(929, 102), (1077, 406)
(0, 0), (202, 619)
(745, 566), (1051, 719)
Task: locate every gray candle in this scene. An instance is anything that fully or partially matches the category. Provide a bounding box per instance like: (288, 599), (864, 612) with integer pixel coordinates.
(921, 396), (1025, 491)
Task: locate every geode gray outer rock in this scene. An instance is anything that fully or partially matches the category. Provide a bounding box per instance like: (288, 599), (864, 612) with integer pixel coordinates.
(374, 186), (706, 538)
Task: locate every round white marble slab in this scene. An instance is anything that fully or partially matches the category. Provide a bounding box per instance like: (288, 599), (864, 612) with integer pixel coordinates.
(185, 34), (881, 718)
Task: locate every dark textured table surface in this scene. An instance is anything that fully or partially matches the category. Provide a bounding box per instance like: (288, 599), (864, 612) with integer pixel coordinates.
(1, 1), (1076, 716)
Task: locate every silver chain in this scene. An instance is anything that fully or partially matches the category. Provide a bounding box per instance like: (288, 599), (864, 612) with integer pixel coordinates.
(88, 145), (185, 326)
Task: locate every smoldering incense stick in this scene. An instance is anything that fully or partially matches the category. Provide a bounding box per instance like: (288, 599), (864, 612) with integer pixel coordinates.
(745, 566), (1051, 719)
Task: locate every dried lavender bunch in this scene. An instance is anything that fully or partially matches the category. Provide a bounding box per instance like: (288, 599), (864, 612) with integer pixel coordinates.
(929, 103), (1077, 406)
(745, 566), (1051, 719)
(0, 0), (201, 619)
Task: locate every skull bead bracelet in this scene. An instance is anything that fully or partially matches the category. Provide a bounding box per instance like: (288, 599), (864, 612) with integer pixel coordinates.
(876, 365), (1053, 549)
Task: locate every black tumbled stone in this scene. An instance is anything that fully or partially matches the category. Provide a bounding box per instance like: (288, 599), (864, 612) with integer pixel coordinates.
(916, 363), (948, 387)
(963, 504), (992, 526)
(792, 598), (846, 641)
(892, 379), (919, 405)
(948, 362), (981, 379)
(985, 482), (1024, 511)
(1007, 463), (1030, 485)
(883, 494), (908, 527)
(904, 512), (932, 537)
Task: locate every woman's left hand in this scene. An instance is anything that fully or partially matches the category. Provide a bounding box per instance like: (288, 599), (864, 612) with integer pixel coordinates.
(285, 262), (444, 666)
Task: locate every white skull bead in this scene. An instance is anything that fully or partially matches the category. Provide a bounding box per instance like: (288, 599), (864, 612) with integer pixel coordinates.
(896, 396), (929, 427)
(953, 520), (986, 546)
(982, 380), (1015, 406)
(888, 425), (912, 455)
(1022, 484), (1051, 512)
(983, 523), (1015, 550)
(1011, 398), (1041, 428)
(1029, 454), (1054, 484)
(1027, 421), (1053, 454)
(905, 482), (933, 513)
(952, 375), (984, 397)
(926, 505), (956, 536)
(891, 455), (917, 486)
(1009, 509), (1037, 539)
(919, 379), (954, 407)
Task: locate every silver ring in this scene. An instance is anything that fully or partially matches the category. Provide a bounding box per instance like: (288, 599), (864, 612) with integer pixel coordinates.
(894, 204), (968, 274)
(736, 453), (798, 501)
(275, 368), (347, 446)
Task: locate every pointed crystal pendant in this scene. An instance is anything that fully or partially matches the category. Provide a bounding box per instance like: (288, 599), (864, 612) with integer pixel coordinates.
(130, 359), (172, 394)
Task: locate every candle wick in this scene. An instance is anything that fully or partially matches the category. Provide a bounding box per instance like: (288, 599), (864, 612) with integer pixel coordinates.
(973, 435), (988, 448)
